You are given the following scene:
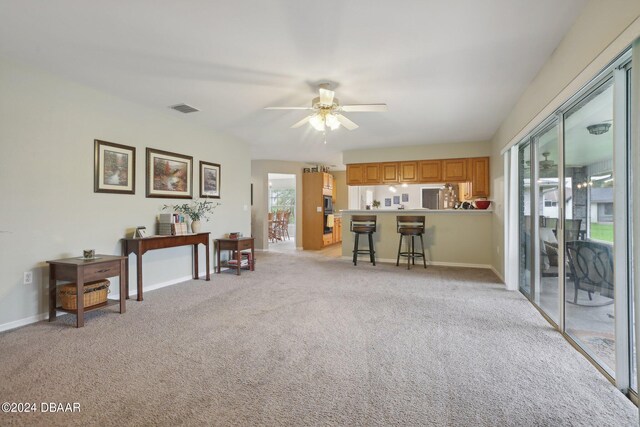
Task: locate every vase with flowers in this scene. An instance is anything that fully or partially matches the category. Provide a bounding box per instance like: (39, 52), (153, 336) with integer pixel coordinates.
(163, 199), (221, 233)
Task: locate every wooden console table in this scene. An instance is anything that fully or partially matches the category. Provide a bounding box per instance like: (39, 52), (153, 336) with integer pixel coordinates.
(47, 255), (127, 328)
(215, 237), (255, 275)
(122, 233), (210, 301)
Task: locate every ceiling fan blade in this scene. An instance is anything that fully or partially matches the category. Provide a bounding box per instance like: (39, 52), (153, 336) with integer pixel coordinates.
(341, 104), (387, 112)
(335, 114), (359, 130)
(319, 88), (335, 106)
(265, 106), (313, 110)
(290, 115), (311, 129)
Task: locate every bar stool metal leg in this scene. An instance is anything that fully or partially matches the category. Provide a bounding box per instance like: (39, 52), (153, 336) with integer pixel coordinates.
(396, 234), (403, 266)
(353, 233), (360, 266)
(419, 234), (427, 268)
(368, 233), (375, 265)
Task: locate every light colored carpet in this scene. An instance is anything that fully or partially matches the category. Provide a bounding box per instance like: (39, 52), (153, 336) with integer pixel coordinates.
(0, 251), (636, 426)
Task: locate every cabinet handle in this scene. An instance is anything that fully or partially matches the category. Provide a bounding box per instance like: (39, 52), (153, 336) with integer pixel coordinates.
(97, 269), (110, 273)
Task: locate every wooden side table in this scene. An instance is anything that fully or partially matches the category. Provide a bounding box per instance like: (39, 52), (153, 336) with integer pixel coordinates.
(215, 237), (255, 275)
(122, 233), (210, 301)
(47, 255), (127, 328)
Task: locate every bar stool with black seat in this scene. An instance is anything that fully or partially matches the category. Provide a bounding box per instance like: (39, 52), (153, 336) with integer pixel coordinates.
(396, 216), (427, 270)
(350, 215), (377, 266)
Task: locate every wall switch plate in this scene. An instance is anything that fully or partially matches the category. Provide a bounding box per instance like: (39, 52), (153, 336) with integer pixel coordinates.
(317, 207), (322, 212)
(23, 271), (33, 285)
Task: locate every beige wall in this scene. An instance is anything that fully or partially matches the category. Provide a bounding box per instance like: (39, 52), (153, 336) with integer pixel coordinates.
(343, 140), (491, 164)
(332, 171), (348, 212)
(489, 1), (640, 279)
(0, 57), (251, 329)
(251, 160), (305, 250)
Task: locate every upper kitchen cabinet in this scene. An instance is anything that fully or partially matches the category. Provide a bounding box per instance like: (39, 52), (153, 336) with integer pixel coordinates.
(346, 163), (382, 185)
(469, 157), (489, 197)
(399, 161), (418, 182)
(418, 160), (441, 182)
(346, 164), (365, 185)
(442, 159), (467, 181)
(363, 163), (381, 184)
(381, 162), (399, 183)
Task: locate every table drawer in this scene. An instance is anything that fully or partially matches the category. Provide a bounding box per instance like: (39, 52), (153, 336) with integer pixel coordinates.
(82, 261), (120, 281)
(237, 240), (253, 250)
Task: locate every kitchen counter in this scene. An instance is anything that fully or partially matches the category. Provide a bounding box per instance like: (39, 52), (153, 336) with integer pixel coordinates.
(341, 209), (494, 268)
(341, 209), (492, 214)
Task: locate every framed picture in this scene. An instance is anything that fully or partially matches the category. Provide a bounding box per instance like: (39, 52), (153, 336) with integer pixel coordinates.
(402, 193), (409, 202)
(393, 195), (400, 205)
(385, 198), (391, 207)
(199, 161), (221, 199)
(94, 140), (135, 194)
(146, 148), (193, 199)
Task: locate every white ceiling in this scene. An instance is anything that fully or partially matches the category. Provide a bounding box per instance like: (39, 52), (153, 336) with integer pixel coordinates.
(0, 0), (588, 166)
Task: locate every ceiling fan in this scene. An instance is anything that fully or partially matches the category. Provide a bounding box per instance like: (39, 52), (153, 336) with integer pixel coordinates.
(265, 83), (387, 131)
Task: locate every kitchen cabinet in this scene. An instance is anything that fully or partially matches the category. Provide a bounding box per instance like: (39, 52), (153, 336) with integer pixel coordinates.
(303, 172), (336, 250)
(469, 157), (489, 197)
(381, 162), (399, 183)
(346, 164), (365, 185)
(442, 159), (467, 181)
(399, 161), (418, 182)
(332, 216), (342, 244)
(418, 160), (442, 182)
(363, 163), (381, 184)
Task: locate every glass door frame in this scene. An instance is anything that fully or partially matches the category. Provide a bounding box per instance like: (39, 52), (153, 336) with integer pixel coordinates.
(509, 49), (632, 394)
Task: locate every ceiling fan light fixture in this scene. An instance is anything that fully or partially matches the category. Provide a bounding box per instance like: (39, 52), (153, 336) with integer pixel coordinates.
(309, 114), (325, 131)
(325, 114), (341, 130)
(587, 123), (611, 135)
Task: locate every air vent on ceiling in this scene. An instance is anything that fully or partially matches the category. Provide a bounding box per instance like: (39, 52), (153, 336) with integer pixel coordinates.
(169, 103), (200, 113)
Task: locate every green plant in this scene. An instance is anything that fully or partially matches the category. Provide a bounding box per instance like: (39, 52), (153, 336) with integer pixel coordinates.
(163, 199), (221, 222)
(372, 200), (381, 208)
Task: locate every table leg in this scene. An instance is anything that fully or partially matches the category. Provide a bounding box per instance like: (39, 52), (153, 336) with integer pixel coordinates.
(216, 242), (221, 274)
(49, 265), (56, 322)
(119, 259), (126, 314)
(236, 246), (241, 276)
(123, 241), (130, 300)
(136, 251), (143, 302)
(76, 270), (84, 328)
(251, 245), (255, 271)
(194, 244), (199, 280)
(205, 241), (210, 280)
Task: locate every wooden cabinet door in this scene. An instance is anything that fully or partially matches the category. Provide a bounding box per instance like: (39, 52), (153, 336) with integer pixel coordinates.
(363, 163), (381, 184)
(399, 161), (418, 182)
(381, 162), (399, 183)
(418, 160), (442, 182)
(323, 233), (333, 246)
(346, 164), (364, 185)
(470, 157), (490, 197)
(442, 159), (467, 181)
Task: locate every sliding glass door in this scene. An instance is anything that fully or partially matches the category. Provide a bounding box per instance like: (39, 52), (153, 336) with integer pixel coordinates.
(533, 122), (560, 324)
(518, 143), (532, 297)
(563, 78), (616, 375)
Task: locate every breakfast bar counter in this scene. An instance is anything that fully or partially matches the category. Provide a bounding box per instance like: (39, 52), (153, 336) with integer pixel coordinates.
(340, 209), (494, 268)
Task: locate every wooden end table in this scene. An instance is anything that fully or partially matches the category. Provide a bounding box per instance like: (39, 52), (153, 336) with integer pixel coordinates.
(215, 237), (255, 275)
(47, 255), (127, 328)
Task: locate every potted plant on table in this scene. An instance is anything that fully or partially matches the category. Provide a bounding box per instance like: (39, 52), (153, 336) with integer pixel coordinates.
(163, 199), (221, 233)
(372, 200), (381, 209)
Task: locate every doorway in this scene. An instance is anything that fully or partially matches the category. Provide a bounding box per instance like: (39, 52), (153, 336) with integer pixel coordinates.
(267, 173), (296, 252)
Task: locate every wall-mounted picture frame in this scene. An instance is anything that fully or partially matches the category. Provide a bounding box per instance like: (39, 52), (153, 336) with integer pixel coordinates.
(199, 161), (221, 199)
(402, 193), (409, 202)
(94, 139), (136, 194)
(146, 148), (193, 199)
(393, 195), (400, 205)
(385, 198), (391, 207)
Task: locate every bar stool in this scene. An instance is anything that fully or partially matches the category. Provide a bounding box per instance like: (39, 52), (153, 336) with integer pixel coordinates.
(350, 215), (377, 266)
(396, 216), (427, 270)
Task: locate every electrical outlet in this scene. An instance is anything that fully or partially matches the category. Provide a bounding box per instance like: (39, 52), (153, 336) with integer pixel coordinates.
(23, 271), (33, 285)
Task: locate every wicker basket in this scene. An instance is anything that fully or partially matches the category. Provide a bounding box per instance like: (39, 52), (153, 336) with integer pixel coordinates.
(59, 280), (110, 310)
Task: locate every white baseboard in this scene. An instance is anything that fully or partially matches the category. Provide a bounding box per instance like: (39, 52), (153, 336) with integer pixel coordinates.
(0, 272), (207, 333)
(0, 313), (49, 333)
(490, 266), (505, 284)
(341, 256), (493, 270)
